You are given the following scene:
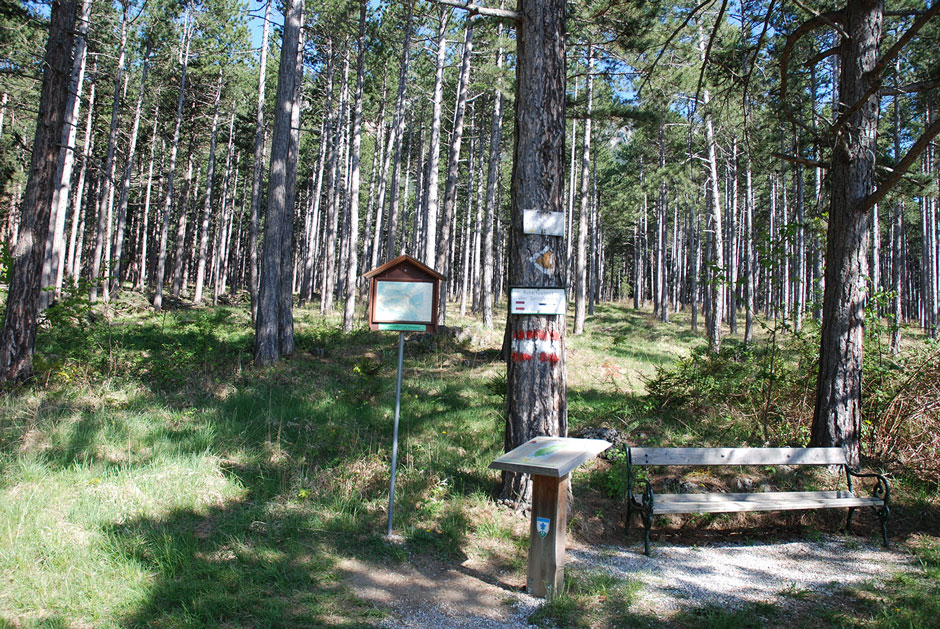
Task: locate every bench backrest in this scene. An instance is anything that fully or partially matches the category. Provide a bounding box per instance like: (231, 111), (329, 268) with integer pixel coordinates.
(629, 447), (848, 467)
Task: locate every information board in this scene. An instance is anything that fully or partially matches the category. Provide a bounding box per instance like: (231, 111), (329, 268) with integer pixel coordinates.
(374, 280), (434, 324)
(510, 287), (567, 315)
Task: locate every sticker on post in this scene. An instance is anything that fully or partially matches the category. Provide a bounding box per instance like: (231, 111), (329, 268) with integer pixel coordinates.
(536, 517), (551, 538)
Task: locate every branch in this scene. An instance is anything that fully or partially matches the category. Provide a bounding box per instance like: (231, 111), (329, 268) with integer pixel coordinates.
(637, 0), (714, 97)
(880, 79), (940, 95)
(779, 10), (844, 131)
(858, 114), (940, 214)
(834, 2), (940, 138)
(805, 45), (838, 67)
(871, 2), (940, 81)
(432, 0), (519, 20)
(741, 0), (776, 153)
(692, 0), (729, 117)
(772, 152), (828, 169)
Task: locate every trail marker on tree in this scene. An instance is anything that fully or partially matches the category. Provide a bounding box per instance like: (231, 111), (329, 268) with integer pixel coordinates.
(364, 255), (444, 537)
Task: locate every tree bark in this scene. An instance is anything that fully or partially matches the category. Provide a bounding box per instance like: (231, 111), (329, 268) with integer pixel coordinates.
(811, 0), (883, 467)
(574, 47), (593, 335)
(136, 102), (158, 291)
(67, 68), (96, 284)
(42, 0), (91, 304)
(423, 9), (450, 267)
(194, 70), (224, 304)
(436, 15), (475, 321)
(154, 15), (192, 311)
(383, 0), (415, 263)
(110, 49), (150, 296)
(481, 21), (506, 329)
(0, 0), (77, 383)
(343, 0), (367, 333)
(500, 0), (567, 504)
(254, 0), (303, 365)
(248, 0), (271, 323)
(90, 6), (128, 303)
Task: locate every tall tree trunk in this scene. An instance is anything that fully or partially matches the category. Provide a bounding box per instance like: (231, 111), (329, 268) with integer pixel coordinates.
(699, 26), (724, 352)
(67, 68), (96, 283)
(254, 0), (303, 365)
(90, 6), (128, 303)
(811, 0), (883, 467)
(654, 120), (667, 324)
(248, 0), (271, 323)
(213, 108), (237, 303)
(171, 149), (195, 297)
(574, 46), (593, 335)
(136, 102), (158, 291)
(744, 164), (755, 344)
(501, 0), (567, 503)
(423, 9), (450, 267)
(481, 20), (506, 329)
(436, 15), (475, 322)
(383, 0), (415, 263)
(42, 0), (90, 303)
(154, 15), (192, 311)
(322, 44), (348, 314)
(110, 49), (150, 296)
(0, 0), (77, 383)
(343, 0), (367, 333)
(194, 70), (224, 304)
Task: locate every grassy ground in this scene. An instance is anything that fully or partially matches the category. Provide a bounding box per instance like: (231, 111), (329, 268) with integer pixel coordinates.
(0, 294), (936, 627)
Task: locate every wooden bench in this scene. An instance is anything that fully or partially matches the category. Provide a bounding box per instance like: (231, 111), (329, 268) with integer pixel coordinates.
(624, 446), (890, 555)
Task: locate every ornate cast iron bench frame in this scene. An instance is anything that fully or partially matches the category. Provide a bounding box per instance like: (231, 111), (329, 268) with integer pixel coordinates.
(624, 446), (890, 555)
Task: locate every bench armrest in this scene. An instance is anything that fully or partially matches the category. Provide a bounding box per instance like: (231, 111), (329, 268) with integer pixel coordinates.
(625, 446), (654, 511)
(847, 468), (890, 504)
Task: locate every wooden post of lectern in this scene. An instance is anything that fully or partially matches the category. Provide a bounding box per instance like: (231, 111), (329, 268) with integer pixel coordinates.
(489, 437), (610, 599)
(527, 473), (569, 597)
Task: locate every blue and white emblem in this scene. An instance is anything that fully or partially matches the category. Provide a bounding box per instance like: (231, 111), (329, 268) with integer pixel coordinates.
(536, 517), (550, 538)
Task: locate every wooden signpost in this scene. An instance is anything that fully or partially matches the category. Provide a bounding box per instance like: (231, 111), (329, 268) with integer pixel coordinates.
(490, 436), (611, 598)
(364, 255), (444, 537)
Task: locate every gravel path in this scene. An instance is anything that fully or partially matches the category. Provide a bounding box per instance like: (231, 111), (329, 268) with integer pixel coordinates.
(345, 536), (915, 628)
(568, 536), (915, 617)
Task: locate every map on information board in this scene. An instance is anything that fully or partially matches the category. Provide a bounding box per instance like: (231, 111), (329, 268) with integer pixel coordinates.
(374, 280), (434, 323)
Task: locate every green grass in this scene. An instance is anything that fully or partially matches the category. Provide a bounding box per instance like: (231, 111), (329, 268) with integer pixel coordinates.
(528, 567), (642, 628)
(0, 295), (937, 627)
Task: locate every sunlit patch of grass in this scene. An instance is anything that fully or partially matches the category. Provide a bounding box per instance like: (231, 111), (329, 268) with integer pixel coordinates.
(529, 567), (643, 628)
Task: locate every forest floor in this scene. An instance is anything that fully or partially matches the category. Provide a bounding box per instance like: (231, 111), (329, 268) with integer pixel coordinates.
(0, 294), (937, 627)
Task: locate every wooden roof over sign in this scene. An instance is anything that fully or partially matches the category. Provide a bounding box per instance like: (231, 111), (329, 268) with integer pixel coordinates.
(363, 254), (446, 280)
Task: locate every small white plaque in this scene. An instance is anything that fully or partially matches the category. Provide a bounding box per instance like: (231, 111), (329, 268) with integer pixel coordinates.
(510, 287), (567, 315)
(523, 210), (565, 237)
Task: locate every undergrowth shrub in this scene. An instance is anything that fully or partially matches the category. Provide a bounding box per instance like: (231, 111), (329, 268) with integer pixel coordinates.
(646, 320), (940, 482)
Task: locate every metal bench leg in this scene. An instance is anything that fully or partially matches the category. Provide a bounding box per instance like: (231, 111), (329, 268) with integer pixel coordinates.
(874, 504), (890, 547)
(642, 510), (653, 556)
(845, 507), (856, 534)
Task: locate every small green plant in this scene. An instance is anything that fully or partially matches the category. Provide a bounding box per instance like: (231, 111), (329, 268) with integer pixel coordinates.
(529, 569), (641, 628)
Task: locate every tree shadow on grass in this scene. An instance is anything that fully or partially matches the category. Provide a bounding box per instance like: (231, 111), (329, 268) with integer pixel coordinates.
(106, 497), (389, 627)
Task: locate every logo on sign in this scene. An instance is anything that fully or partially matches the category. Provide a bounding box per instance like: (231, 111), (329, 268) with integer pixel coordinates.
(536, 517), (551, 538)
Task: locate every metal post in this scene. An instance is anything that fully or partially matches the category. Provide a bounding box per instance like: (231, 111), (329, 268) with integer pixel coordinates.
(386, 331), (405, 537)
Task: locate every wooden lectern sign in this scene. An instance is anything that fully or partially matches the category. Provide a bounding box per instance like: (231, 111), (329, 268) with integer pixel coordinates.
(364, 255), (444, 333)
(490, 437), (611, 598)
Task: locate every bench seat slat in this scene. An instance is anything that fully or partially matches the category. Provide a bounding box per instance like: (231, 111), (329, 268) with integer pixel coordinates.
(651, 490), (884, 514)
(632, 447), (847, 467)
